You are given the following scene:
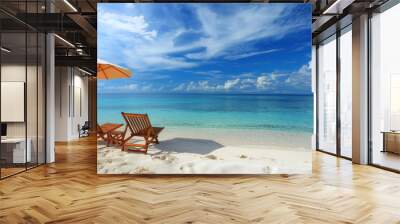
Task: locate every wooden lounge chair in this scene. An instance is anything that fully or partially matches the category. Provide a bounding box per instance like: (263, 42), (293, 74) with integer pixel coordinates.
(97, 123), (124, 146)
(120, 112), (164, 153)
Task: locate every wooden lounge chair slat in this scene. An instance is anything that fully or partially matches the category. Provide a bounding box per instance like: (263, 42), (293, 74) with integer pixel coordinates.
(137, 118), (145, 133)
(130, 118), (138, 133)
(139, 117), (146, 131)
(132, 118), (141, 134)
(135, 116), (144, 133)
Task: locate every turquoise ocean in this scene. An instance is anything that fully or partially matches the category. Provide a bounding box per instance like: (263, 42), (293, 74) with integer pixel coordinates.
(98, 93), (313, 134)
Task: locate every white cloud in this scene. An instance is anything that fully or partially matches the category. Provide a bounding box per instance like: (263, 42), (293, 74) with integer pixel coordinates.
(270, 73), (288, 81)
(297, 63), (311, 75)
(99, 63), (311, 94)
(190, 5), (299, 60)
(171, 63), (311, 93)
(173, 76), (269, 92)
(100, 83), (157, 93)
(181, 80), (225, 92)
(235, 73), (255, 78)
(99, 12), (157, 40)
(256, 76), (271, 89)
(103, 84), (139, 92)
(241, 78), (256, 85)
(224, 78), (240, 90)
(141, 84), (153, 91)
(137, 55), (196, 70)
(192, 70), (223, 79)
(99, 15), (198, 71)
(173, 78), (241, 92)
(173, 83), (186, 91)
(98, 4), (306, 72)
(239, 78), (256, 89)
(284, 62), (311, 88)
(224, 49), (280, 60)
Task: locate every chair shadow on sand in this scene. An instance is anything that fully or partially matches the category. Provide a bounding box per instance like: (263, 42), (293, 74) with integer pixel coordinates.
(151, 138), (224, 155)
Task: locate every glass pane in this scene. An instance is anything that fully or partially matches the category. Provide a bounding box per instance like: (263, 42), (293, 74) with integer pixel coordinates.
(1, 31), (27, 177)
(318, 35), (337, 154)
(27, 31), (38, 169)
(371, 4), (400, 171)
(38, 33), (45, 165)
(340, 27), (352, 158)
(0, 1), (46, 178)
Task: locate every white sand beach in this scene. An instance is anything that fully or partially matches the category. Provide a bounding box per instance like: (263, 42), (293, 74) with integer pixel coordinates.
(97, 127), (312, 174)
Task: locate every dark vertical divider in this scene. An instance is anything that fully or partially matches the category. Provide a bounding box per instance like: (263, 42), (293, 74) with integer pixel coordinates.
(88, 76), (97, 133)
(25, 1), (28, 172)
(367, 12), (373, 165)
(315, 45), (319, 150)
(336, 28), (341, 157)
(36, 1), (39, 167)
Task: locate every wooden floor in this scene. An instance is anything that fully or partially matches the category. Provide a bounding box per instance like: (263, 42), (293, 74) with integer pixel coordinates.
(0, 167), (26, 178)
(1, 137), (400, 224)
(372, 151), (400, 171)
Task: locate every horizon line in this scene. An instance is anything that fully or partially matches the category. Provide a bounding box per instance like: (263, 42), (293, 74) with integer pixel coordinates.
(98, 92), (313, 96)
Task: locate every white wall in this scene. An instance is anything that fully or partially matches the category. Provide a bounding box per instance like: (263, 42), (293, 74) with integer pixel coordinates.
(54, 67), (89, 141)
(55, 67), (70, 141)
(70, 73), (89, 138)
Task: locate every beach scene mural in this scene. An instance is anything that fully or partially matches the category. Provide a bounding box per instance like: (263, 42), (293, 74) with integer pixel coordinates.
(97, 3), (312, 174)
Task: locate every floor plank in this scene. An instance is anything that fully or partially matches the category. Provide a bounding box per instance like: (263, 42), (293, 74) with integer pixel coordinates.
(1, 137), (400, 223)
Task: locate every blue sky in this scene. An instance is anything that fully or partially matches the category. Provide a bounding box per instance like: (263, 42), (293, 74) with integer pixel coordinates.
(98, 3), (311, 94)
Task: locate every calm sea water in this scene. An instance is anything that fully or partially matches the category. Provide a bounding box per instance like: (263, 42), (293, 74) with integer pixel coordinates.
(98, 93), (313, 133)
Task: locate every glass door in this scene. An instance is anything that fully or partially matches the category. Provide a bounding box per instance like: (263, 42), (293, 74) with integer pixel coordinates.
(1, 30), (28, 178)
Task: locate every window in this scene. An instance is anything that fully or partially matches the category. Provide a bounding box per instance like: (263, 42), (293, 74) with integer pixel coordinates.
(339, 26), (352, 158)
(317, 35), (337, 154)
(370, 2), (400, 171)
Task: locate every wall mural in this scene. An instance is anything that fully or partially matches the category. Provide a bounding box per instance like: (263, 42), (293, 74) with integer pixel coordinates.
(97, 3), (312, 174)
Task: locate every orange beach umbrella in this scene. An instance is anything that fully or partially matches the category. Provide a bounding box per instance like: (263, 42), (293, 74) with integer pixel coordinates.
(97, 59), (132, 80)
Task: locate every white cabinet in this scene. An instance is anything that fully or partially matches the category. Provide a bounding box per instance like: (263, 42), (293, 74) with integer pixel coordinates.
(1, 138), (32, 163)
